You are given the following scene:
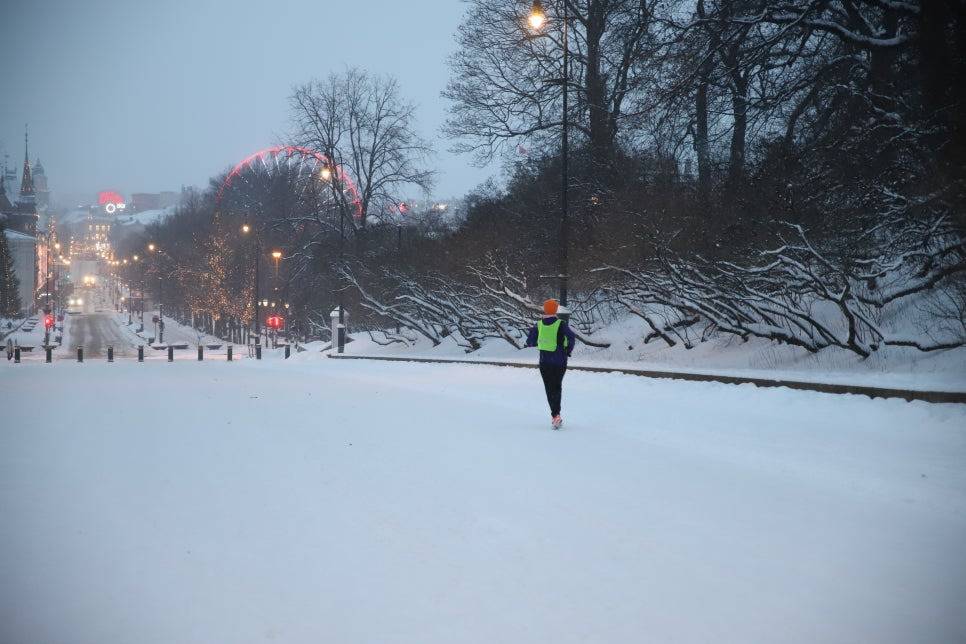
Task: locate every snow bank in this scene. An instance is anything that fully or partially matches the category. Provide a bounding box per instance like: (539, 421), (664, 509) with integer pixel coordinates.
(346, 312), (966, 393)
(113, 207), (176, 228)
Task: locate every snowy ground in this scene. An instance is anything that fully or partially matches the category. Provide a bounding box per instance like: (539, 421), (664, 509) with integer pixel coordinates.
(1, 358), (965, 644)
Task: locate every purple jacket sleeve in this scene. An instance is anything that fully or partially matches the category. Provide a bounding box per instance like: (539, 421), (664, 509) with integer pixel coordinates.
(525, 325), (538, 348)
(563, 324), (576, 356)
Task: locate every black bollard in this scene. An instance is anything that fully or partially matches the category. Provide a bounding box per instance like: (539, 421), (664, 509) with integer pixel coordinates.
(198, 345), (204, 361)
(138, 345), (144, 362)
(255, 344), (262, 360)
(46, 346), (52, 363)
(108, 346), (114, 362)
(167, 345), (174, 362)
(284, 345), (290, 359)
(14, 346), (21, 363)
(227, 345), (233, 361)
(77, 346), (83, 362)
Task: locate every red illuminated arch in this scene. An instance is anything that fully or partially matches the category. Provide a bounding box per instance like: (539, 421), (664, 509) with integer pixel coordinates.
(98, 190), (124, 205)
(216, 145), (363, 219)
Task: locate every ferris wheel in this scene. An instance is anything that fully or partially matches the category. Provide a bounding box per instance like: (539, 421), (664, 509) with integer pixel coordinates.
(215, 145), (362, 219)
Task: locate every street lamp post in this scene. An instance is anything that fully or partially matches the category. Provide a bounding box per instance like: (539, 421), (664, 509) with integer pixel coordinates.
(52, 241), (60, 314)
(242, 224), (262, 353)
(53, 244), (61, 316)
(121, 258), (132, 324)
(148, 244), (165, 343)
(132, 254), (144, 331)
(529, 0), (570, 314)
(272, 250), (282, 277)
(44, 233), (51, 313)
(319, 163), (347, 353)
(158, 274), (164, 342)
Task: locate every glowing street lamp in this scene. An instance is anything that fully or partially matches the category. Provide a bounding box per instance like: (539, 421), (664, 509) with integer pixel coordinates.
(321, 161), (349, 353)
(528, 0), (546, 29)
(527, 0), (571, 314)
(242, 223), (264, 353)
(147, 243), (165, 342)
(271, 250), (282, 277)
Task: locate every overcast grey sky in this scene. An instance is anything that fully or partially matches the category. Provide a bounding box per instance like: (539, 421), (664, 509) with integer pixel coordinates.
(0, 0), (493, 204)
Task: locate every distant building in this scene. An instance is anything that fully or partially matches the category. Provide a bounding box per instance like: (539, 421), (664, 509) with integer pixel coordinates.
(7, 129), (39, 237)
(131, 193), (161, 211)
(32, 158), (49, 208)
(1, 155), (16, 204)
(0, 127), (44, 314)
(84, 207), (113, 257)
(159, 191), (180, 208)
(131, 191), (182, 212)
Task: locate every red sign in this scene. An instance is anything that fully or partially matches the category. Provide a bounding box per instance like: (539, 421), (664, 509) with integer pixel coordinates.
(266, 315), (284, 330)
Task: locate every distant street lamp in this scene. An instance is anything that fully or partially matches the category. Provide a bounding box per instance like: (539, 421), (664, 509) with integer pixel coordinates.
(148, 243), (164, 343)
(242, 223), (263, 352)
(133, 255), (145, 330)
(528, 0), (570, 314)
(272, 250), (282, 277)
(54, 241), (62, 311)
(320, 163), (347, 353)
(126, 258), (134, 325)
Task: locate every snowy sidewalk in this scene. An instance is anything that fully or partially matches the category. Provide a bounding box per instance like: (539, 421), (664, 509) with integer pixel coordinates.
(1, 359), (964, 644)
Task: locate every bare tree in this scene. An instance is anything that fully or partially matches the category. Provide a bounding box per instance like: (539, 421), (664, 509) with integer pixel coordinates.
(290, 68), (436, 241)
(444, 0), (659, 171)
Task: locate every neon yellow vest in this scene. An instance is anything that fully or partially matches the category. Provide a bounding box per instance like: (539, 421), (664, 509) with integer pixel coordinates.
(537, 319), (567, 351)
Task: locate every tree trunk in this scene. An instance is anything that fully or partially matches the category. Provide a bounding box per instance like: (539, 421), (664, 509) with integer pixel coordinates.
(694, 53), (713, 204)
(727, 69), (747, 190)
(584, 0), (612, 171)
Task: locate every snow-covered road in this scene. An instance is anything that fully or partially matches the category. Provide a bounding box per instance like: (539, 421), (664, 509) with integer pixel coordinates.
(65, 312), (138, 357)
(1, 358), (964, 644)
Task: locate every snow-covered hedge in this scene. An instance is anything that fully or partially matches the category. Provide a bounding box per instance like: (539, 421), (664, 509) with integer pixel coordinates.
(347, 216), (965, 358)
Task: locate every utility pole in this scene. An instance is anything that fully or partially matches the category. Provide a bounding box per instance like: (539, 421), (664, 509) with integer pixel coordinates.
(254, 237), (261, 349)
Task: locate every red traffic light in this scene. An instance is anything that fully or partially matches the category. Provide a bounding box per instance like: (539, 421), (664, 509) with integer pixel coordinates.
(44, 314), (55, 329)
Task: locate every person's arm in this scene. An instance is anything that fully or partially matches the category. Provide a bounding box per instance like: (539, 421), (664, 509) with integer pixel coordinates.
(524, 325), (538, 348)
(564, 323), (576, 357)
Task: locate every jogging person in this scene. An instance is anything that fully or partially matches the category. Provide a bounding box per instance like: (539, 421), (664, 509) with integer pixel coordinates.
(525, 299), (576, 429)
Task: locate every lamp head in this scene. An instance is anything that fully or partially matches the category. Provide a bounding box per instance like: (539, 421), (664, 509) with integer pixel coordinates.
(528, 0), (547, 30)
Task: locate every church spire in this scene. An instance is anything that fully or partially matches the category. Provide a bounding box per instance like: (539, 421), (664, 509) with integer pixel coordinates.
(19, 124), (35, 202)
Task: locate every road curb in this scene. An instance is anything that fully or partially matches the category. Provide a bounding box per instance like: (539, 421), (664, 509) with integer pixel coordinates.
(327, 354), (966, 405)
